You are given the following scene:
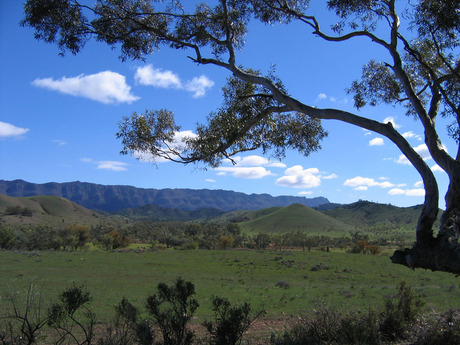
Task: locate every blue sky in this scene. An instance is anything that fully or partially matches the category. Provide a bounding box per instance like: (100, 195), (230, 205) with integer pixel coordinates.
(0, 1), (454, 208)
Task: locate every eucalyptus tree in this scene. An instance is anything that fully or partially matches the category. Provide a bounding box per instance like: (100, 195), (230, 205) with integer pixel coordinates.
(22, 0), (460, 273)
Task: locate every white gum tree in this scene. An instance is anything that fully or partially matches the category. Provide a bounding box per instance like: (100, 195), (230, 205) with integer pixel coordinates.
(22, 0), (460, 273)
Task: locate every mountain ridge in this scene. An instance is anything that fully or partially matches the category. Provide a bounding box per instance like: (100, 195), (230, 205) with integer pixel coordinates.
(0, 179), (330, 212)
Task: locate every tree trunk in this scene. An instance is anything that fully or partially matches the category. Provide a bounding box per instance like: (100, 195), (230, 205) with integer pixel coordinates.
(391, 168), (460, 275)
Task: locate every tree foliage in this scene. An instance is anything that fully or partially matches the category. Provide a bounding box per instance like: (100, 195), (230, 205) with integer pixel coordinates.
(21, 0), (460, 273)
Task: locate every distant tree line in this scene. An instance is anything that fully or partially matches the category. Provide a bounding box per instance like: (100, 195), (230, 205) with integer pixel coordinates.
(0, 220), (412, 253)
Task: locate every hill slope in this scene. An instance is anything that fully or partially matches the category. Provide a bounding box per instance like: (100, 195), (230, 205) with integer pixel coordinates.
(0, 179), (329, 212)
(322, 201), (432, 228)
(114, 204), (225, 222)
(0, 194), (117, 227)
(238, 203), (354, 235)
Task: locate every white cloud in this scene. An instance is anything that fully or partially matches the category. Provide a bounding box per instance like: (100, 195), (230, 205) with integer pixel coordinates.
(276, 165), (322, 189)
(298, 191), (313, 195)
(344, 176), (395, 189)
(135, 65), (181, 88)
(323, 173), (338, 179)
(32, 71), (139, 104)
(135, 64), (214, 98)
(316, 93), (327, 101)
(389, 188), (425, 196)
(184, 75), (215, 98)
(396, 144), (432, 165)
(276, 166), (337, 189)
(414, 181), (423, 188)
(215, 166), (273, 179)
(232, 155), (270, 166)
(383, 116), (401, 129)
(0, 121), (29, 137)
(369, 137), (384, 146)
(81, 157), (128, 171)
(53, 139), (66, 146)
(355, 186), (368, 191)
(97, 161), (129, 171)
(228, 155), (286, 168)
(205, 179), (216, 183)
(431, 164), (444, 172)
(269, 162), (287, 168)
(402, 131), (422, 140)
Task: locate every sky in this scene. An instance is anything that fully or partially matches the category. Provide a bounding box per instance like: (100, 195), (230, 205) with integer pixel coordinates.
(0, 1), (455, 208)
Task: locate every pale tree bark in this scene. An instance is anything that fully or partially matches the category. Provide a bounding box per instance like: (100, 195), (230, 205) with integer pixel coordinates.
(21, 0), (460, 274)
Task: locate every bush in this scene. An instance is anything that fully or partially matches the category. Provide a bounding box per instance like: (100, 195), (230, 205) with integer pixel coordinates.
(47, 284), (96, 345)
(0, 226), (16, 249)
(414, 309), (460, 345)
(146, 277), (199, 345)
(203, 296), (259, 345)
(270, 282), (425, 345)
(379, 281), (425, 341)
(98, 297), (154, 345)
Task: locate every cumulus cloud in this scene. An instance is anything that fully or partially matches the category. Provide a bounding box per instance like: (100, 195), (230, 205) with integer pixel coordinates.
(316, 93), (327, 101)
(185, 76), (215, 98)
(215, 166), (273, 179)
(32, 71), (139, 104)
(135, 65), (181, 88)
(135, 64), (214, 98)
(414, 181), (423, 188)
(81, 158), (129, 171)
(315, 92), (347, 104)
(97, 161), (129, 171)
(323, 173), (338, 179)
(402, 131), (422, 141)
(396, 144), (433, 165)
(232, 155), (270, 166)
(355, 186), (368, 191)
(431, 164), (444, 172)
(344, 176), (395, 190)
(225, 155), (286, 168)
(388, 188), (425, 196)
(298, 191), (313, 195)
(369, 137), (384, 146)
(269, 162), (288, 168)
(0, 121), (29, 138)
(275, 165), (332, 189)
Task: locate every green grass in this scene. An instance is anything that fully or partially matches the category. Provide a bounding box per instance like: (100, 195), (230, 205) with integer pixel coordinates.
(239, 204), (354, 236)
(1, 249), (459, 324)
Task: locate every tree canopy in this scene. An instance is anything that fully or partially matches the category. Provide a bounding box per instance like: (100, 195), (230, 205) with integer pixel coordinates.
(22, 0), (460, 274)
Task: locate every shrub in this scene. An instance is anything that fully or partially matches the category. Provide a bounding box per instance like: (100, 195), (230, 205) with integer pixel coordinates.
(203, 296), (259, 345)
(275, 281), (290, 289)
(98, 297), (154, 345)
(379, 281), (425, 341)
(0, 284), (49, 344)
(0, 226), (16, 249)
(414, 309), (460, 345)
(146, 277), (199, 345)
(47, 284), (96, 344)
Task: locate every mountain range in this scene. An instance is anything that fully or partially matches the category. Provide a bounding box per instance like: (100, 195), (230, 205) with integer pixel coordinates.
(0, 179), (330, 212)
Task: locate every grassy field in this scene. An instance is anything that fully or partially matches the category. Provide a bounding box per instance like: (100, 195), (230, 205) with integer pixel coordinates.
(1, 248), (459, 325)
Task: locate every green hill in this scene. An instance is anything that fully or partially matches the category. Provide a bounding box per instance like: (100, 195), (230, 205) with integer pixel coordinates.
(0, 194), (119, 227)
(238, 203), (354, 236)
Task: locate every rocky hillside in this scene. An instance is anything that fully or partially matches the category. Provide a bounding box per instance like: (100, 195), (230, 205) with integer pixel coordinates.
(0, 179), (330, 212)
